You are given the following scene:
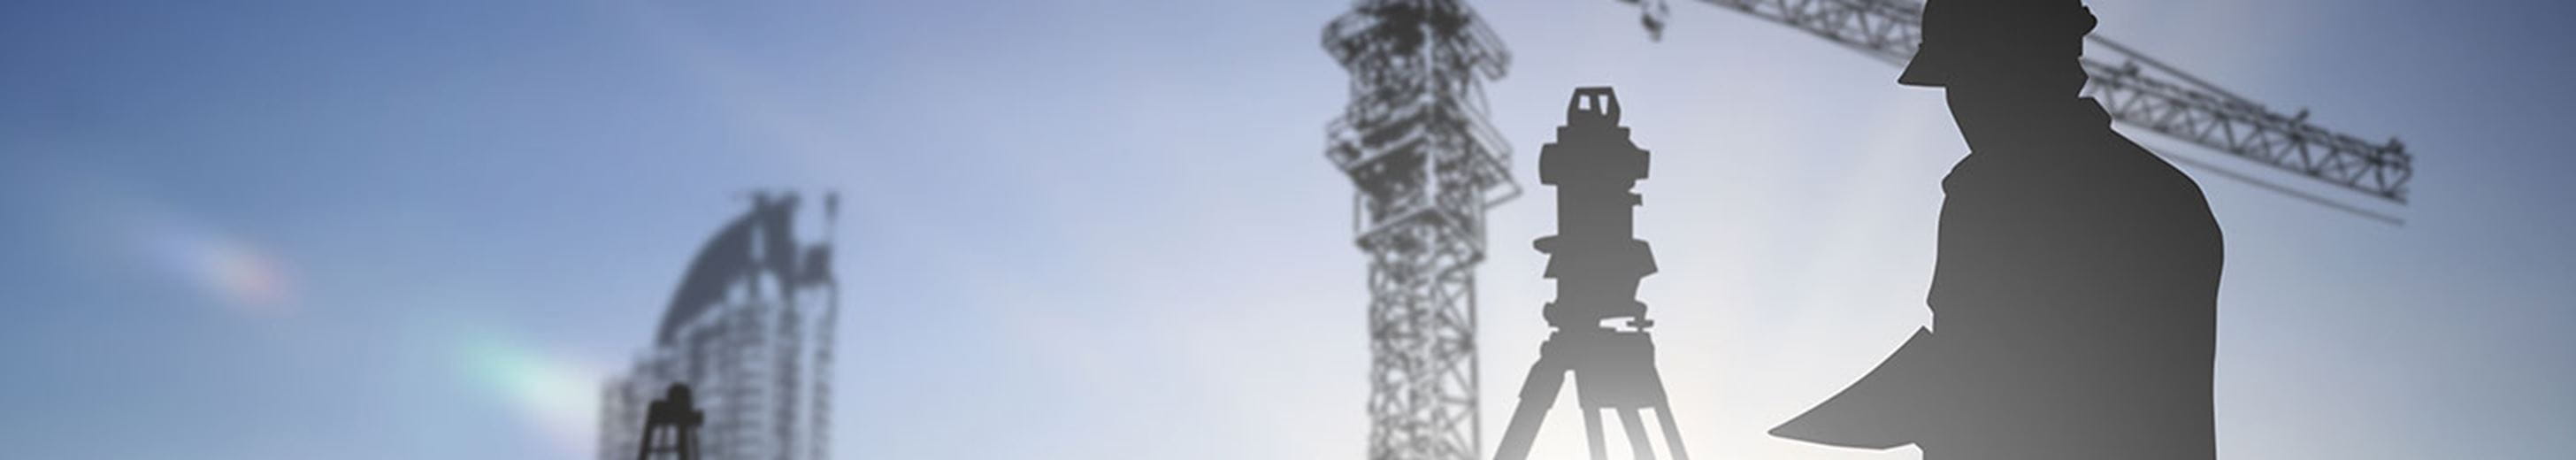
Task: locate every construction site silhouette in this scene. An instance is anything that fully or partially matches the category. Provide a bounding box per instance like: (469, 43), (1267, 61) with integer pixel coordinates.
(1770, 1), (2227, 458)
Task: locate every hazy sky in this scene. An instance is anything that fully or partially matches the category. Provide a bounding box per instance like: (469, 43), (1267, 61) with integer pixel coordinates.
(2, 1), (2570, 459)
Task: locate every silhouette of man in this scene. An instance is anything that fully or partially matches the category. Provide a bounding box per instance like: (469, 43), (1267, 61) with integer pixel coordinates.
(1768, 1), (2225, 459)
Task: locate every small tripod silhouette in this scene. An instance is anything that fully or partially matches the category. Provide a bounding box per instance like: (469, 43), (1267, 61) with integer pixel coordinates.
(1493, 87), (1690, 460)
(636, 383), (704, 460)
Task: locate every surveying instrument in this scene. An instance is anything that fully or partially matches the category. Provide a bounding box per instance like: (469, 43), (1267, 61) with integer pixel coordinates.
(1493, 87), (1690, 460)
(635, 383), (705, 460)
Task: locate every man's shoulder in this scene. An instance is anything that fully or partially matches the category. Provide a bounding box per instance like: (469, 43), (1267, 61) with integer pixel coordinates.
(2094, 131), (2212, 199)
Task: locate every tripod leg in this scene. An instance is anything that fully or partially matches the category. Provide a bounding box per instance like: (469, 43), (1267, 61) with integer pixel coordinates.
(1583, 406), (1608, 460)
(1653, 403), (1690, 460)
(1492, 354), (1568, 460)
(1617, 408), (1655, 460)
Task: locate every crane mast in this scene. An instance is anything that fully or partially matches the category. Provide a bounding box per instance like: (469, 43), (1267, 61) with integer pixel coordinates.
(1614, 0), (2415, 203)
(1323, 1), (1519, 459)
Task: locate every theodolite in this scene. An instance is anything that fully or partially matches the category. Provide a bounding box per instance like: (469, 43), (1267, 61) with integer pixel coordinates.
(1493, 87), (1690, 460)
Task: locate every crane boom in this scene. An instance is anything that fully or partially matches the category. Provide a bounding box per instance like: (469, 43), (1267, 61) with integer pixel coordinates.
(1617, 0), (2414, 203)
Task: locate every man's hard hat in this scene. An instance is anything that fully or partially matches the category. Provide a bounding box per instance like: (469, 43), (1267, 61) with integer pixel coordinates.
(1898, 0), (2098, 88)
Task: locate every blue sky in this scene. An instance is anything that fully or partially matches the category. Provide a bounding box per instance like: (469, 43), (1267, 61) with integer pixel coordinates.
(1, 1), (2570, 459)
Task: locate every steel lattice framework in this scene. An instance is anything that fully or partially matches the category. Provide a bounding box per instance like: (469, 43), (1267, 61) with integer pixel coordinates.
(1322, 1), (1519, 459)
(1616, 0), (2414, 202)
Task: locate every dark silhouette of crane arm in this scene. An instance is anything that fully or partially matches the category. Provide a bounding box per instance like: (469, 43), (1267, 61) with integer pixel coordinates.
(1610, 0), (2414, 203)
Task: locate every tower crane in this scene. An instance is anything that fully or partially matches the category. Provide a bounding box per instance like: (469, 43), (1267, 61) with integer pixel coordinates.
(1608, 0), (2415, 211)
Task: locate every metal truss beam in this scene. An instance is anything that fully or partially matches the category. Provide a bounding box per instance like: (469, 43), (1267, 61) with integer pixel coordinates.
(1616, 0), (2413, 202)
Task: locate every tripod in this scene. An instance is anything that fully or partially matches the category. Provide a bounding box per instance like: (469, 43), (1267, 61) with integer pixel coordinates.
(1492, 87), (1689, 460)
(1494, 324), (1690, 460)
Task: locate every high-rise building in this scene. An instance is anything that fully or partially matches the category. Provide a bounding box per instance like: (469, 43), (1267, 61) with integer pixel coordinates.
(601, 192), (839, 460)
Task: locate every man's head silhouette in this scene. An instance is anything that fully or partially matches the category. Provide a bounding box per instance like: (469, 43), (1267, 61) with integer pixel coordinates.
(1904, 0), (2100, 150)
(1901, 0), (2096, 90)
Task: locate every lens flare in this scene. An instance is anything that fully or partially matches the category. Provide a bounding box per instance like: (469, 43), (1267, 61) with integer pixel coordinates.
(77, 187), (303, 316)
(458, 334), (602, 456)
(159, 233), (296, 314)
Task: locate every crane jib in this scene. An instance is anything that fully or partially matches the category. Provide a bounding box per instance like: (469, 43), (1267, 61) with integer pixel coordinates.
(1608, 0), (2415, 206)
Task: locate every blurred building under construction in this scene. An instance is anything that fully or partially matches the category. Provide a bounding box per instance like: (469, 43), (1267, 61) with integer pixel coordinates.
(600, 192), (840, 460)
(1322, 1), (1518, 459)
